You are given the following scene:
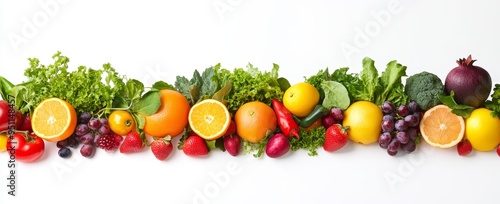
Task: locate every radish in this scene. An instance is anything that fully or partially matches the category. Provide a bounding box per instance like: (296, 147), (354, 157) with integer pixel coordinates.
(265, 133), (290, 158)
(223, 134), (241, 156)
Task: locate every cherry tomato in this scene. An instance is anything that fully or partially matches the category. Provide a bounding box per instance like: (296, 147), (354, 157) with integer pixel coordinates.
(7, 132), (45, 163)
(108, 110), (135, 135)
(0, 100), (23, 132)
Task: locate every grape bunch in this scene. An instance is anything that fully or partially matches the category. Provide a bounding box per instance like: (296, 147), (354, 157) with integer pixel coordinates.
(322, 107), (344, 129)
(57, 112), (122, 158)
(379, 101), (422, 156)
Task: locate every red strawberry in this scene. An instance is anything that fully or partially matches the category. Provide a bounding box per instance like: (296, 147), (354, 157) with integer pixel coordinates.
(182, 135), (208, 157)
(151, 137), (173, 161)
(323, 124), (349, 152)
(496, 145), (500, 157)
(223, 134), (241, 156)
(224, 120), (236, 136)
(457, 140), (472, 156)
(119, 131), (144, 154)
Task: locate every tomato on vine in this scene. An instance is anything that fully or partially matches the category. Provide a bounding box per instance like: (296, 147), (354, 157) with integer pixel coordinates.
(108, 110), (135, 136)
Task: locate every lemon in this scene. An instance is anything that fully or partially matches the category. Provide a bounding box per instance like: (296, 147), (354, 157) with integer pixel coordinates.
(342, 101), (383, 145)
(0, 133), (8, 152)
(465, 108), (500, 151)
(283, 82), (319, 117)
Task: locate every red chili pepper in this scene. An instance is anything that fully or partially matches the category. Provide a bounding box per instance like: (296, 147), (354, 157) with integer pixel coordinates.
(271, 98), (300, 139)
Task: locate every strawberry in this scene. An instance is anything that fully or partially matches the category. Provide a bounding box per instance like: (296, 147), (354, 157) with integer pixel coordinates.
(182, 135), (208, 157)
(323, 124), (348, 152)
(151, 137), (173, 161)
(119, 131), (144, 154)
(457, 140), (472, 156)
(223, 134), (241, 156)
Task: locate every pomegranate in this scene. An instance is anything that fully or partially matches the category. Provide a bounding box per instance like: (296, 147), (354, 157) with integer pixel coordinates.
(444, 55), (492, 108)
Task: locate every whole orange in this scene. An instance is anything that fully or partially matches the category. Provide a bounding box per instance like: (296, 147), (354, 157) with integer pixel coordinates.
(234, 101), (277, 143)
(142, 89), (190, 138)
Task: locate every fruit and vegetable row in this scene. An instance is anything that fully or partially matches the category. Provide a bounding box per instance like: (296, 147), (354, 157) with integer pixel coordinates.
(1, 52), (500, 162)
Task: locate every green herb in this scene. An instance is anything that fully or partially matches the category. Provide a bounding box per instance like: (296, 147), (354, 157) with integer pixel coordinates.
(485, 84), (500, 118)
(290, 126), (326, 156)
(175, 65), (221, 106)
(304, 68), (331, 102)
(0, 76), (14, 100)
(242, 138), (267, 158)
(9, 52), (127, 115)
(438, 91), (474, 118)
(321, 81), (350, 110)
(214, 63), (283, 114)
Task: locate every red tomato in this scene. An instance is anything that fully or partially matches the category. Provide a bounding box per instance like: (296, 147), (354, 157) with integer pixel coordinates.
(0, 100), (23, 132)
(7, 132), (45, 163)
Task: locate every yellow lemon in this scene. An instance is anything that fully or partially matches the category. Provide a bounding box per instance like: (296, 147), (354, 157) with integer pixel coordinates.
(465, 108), (500, 151)
(0, 133), (8, 152)
(283, 82), (319, 117)
(342, 101), (383, 145)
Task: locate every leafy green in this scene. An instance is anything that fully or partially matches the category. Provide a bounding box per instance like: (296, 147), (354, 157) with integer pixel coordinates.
(485, 84), (500, 119)
(0, 76), (14, 100)
(152, 81), (176, 91)
(215, 63), (283, 114)
(290, 126), (326, 156)
(10, 52), (126, 115)
(175, 65), (220, 106)
(438, 91), (474, 118)
(321, 81), (350, 110)
(242, 138), (268, 158)
(132, 90), (161, 115)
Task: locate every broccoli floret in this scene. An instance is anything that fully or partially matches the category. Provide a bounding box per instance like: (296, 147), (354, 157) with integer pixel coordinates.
(404, 71), (445, 110)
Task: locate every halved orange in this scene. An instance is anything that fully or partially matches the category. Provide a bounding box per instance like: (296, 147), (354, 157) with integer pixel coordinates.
(420, 104), (465, 148)
(32, 98), (77, 142)
(188, 99), (231, 140)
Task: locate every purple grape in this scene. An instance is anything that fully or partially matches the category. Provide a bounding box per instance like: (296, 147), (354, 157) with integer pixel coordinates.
(387, 149), (398, 156)
(68, 136), (79, 148)
(79, 112), (91, 124)
(381, 101), (395, 114)
(381, 119), (395, 133)
(387, 139), (401, 152)
(56, 140), (69, 148)
(93, 133), (102, 144)
(79, 132), (95, 145)
(408, 101), (420, 113)
(322, 115), (337, 129)
(383, 114), (395, 122)
(412, 112), (422, 123)
(395, 119), (408, 131)
(379, 132), (392, 149)
(58, 147), (72, 158)
(88, 118), (102, 130)
(407, 127), (418, 141)
(404, 115), (419, 128)
(80, 144), (95, 158)
(402, 140), (416, 153)
(397, 105), (410, 117)
(99, 118), (109, 126)
(75, 124), (89, 136)
(396, 131), (409, 144)
(330, 108), (344, 121)
(98, 124), (111, 135)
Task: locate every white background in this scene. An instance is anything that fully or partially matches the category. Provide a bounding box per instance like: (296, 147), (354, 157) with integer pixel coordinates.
(1, 0), (500, 203)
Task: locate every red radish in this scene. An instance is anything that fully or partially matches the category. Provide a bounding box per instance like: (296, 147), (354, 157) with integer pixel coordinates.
(444, 55), (492, 108)
(223, 134), (241, 156)
(265, 133), (290, 158)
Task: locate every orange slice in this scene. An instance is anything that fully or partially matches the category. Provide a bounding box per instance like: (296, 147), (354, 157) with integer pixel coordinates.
(188, 99), (231, 140)
(419, 104), (465, 148)
(32, 98), (77, 142)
